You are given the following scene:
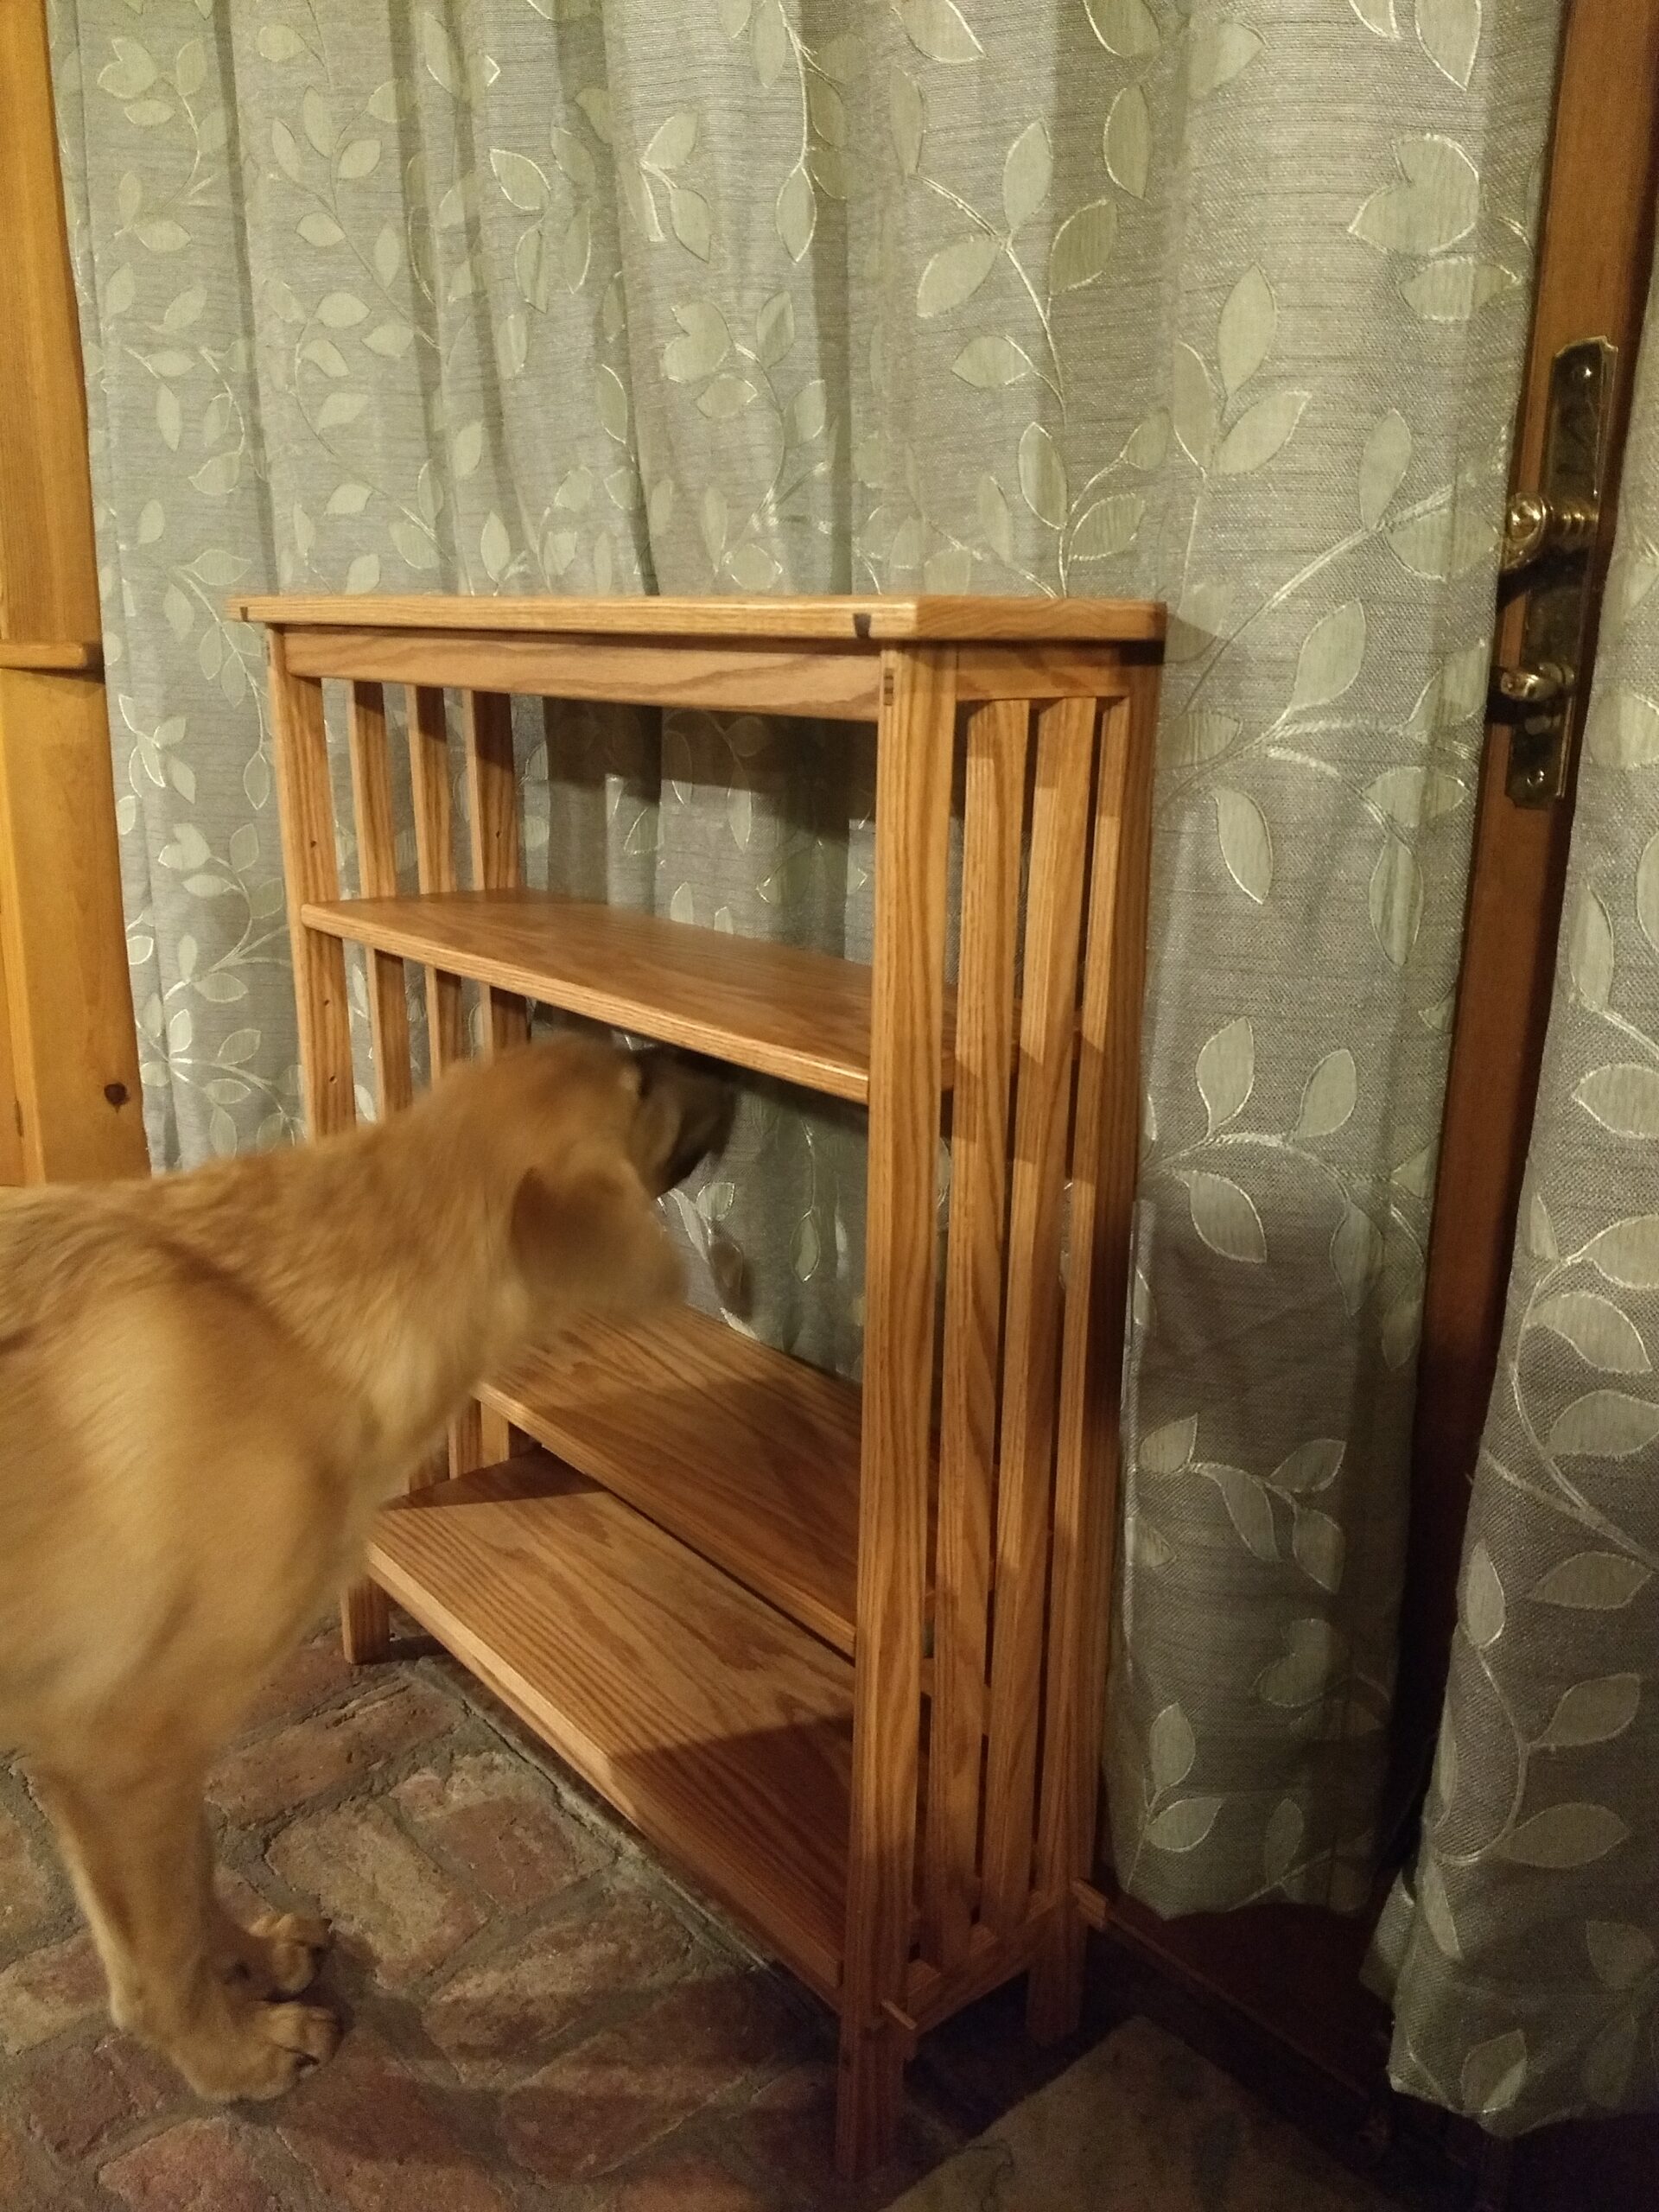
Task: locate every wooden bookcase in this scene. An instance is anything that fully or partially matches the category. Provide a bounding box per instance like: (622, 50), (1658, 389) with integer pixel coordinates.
(238, 593), (1163, 2172)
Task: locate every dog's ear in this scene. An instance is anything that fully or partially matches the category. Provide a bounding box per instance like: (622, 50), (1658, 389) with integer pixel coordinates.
(509, 1162), (684, 1316)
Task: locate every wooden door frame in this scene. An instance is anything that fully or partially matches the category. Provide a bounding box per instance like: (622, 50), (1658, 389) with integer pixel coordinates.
(0, 0), (146, 1183)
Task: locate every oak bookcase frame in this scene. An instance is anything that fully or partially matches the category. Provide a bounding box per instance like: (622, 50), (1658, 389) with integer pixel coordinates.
(239, 591), (1162, 2174)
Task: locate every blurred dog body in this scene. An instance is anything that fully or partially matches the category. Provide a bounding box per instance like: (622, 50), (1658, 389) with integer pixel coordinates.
(0, 1038), (730, 2100)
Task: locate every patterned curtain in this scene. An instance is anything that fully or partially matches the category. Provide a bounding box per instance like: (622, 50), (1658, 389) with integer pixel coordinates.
(1376, 213), (1659, 2133)
(50, 0), (1581, 2082)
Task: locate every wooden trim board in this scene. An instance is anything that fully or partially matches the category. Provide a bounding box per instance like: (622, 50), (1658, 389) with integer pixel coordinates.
(281, 627), (882, 721)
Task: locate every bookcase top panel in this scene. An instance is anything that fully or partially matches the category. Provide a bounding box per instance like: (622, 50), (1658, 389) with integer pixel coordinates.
(228, 592), (1165, 645)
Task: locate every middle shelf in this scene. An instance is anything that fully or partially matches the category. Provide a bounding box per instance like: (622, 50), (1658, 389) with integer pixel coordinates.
(481, 1304), (864, 1656)
(303, 887), (962, 1103)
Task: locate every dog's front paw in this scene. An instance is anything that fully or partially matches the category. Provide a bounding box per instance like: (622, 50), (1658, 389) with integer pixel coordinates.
(219, 1908), (332, 1997)
(249, 1910), (332, 1997)
(181, 1997), (340, 2101)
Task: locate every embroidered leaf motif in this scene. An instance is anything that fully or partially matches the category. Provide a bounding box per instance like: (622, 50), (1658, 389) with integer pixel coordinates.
(1547, 1391), (1659, 1460)
(1186, 1173), (1267, 1263)
(1294, 1050), (1357, 1139)
(1143, 1796), (1223, 1851)
(1214, 789), (1272, 902)
(1460, 2030), (1527, 2119)
(1148, 1702), (1196, 1790)
(1103, 86), (1150, 195)
(1461, 1540), (1503, 1648)
(1416, 0), (1482, 88)
(1531, 1553), (1650, 1609)
(1217, 266), (1274, 396)
(1538, 1675), (1640, 1750)
(1497, 1805), (1630, 1869)
(1533, 1293), (1649, 1375)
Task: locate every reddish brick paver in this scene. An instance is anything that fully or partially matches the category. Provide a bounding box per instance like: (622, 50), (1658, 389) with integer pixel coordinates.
(100, 2117), (283, 2212)
(422, 1886), (692, 2084)
(266, 1798), (482, 1986)
(0, 1932), (106, 2056)
(20, 2035), (177, 2161)
(3, 1633), (931, 2212)
(237, 1633), (359, 1734)
(605, 2148), (772, 2210)
(207, 1681), (454, 1825)
(275, 2032), (515, 2212)
(0, 1803), (54, 1947)
(394, 1748), (608, 1907)
(501, 1967), (807, 2184)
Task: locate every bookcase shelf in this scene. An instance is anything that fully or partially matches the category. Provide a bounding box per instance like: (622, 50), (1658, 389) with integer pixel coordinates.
(480, 1306), (863, 1656)
(302, 887), (922, 1105)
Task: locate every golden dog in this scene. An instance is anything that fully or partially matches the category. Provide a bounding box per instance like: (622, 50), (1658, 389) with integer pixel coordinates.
(0, 1036), (731, 2100)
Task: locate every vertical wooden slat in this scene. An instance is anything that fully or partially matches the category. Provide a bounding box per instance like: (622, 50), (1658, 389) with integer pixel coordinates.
(463, 689), (529, 1057)
(346, 682), (411, 1115)
(921, 699), (1029, 1970)
(1027, 669), (1157, 2037)
(341, 680), (413, 1652)
(270, 639), (386, 1658)
(456, 688), (524, 1472)
(405, 683), (466, 1071)
(270, 635), (353, 1141)
(403, 684), (485, 1479)
(838, 645), (956, 2177)
(978, 695), (1097, 1934)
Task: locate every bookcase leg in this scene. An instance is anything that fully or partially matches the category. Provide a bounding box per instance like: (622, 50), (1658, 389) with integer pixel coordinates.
(340, 1579), (392, 1665)
(840, 645), (955, 2181)
(478, 1404), (514, 1463)
(836, 2011), (905, 2177)
(1027, 1903), (1088, 2044)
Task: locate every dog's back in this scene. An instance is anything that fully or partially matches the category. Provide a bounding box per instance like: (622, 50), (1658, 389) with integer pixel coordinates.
(0, 1181), (351, 1757)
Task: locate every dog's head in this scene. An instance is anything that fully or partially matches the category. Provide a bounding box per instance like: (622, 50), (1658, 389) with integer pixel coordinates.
(478, 1038), (735, 1328)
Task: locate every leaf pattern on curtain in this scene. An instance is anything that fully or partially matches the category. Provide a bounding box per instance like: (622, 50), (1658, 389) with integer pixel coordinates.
(48, 0), (1560, 1939)
(1376, 219), (1659, 2133)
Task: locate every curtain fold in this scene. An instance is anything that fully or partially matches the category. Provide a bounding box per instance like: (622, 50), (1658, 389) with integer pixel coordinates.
(51, 0), (1575, 2046)
(1378, 208), (1659, 2135)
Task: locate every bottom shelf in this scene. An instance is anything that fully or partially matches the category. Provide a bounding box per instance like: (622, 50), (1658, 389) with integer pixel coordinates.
(368, 1451), (852, 2000)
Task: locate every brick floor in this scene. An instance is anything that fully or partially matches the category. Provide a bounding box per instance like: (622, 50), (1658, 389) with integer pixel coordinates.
(0, 1624), (1432, 2211)
(0, 1629), (944, 2211)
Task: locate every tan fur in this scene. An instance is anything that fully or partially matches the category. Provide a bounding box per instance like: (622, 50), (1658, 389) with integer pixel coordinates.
(0, 1036), (728, 2100)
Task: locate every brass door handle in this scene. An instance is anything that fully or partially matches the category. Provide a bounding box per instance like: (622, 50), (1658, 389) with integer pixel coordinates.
(1491, 661), (1573, 715)
(1500, 492), (1599, 573)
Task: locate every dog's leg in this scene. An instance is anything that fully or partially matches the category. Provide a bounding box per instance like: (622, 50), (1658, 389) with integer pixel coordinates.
(34, 1762), (338, 2099)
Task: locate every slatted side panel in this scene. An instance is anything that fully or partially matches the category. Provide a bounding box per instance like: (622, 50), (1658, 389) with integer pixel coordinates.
(921, 699), (1029, 1971)
(977, 696), (1098, 1935)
